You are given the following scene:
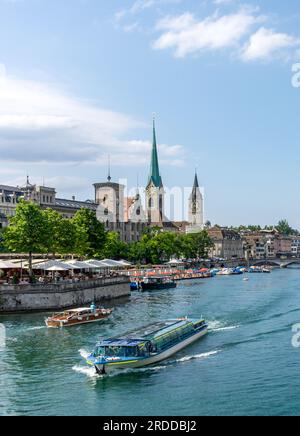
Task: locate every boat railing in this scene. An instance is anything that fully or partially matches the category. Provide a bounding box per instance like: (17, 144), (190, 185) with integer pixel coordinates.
(0, 276), (130, 293)
(155, 325), (207, 352)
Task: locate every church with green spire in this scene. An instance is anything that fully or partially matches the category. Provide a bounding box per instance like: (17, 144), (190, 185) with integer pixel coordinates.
(145, 116), (204, 231)
(147, 118), (163, 190)
(146, 117), (165, 224)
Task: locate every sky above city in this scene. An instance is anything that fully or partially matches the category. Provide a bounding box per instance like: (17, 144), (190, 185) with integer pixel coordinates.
(0, 0), (300, 226)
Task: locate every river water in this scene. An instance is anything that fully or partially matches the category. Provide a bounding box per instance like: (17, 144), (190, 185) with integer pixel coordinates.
(1, 268), (300, 416)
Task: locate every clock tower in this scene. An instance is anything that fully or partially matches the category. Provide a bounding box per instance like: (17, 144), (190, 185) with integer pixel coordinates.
(145, 117), (164, 224)
(188, 171), (204, 230)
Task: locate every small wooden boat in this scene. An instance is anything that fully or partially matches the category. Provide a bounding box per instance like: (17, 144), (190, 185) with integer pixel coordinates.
(45, 306), (113, 328)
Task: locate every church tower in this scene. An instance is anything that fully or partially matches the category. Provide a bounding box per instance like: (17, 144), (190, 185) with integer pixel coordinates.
(188, 171), (204, 231)
(145, 117), (164, 224)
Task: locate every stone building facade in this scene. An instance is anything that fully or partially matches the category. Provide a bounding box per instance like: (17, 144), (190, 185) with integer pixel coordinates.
(207, 227), (244, 259)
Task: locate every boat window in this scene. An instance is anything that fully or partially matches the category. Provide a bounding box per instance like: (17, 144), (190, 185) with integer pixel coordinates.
(105, 346), (125, 357)
(94, 346), (106, 357)
(124, 347), (138, 357)
(138, 343), (150, 357)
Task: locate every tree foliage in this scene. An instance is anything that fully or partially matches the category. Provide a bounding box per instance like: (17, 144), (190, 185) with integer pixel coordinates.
(43, 209), (76, 255)
(72, 209), (107, 257)
(276, 219), (295, 236)
(100, 232), (128, 260)
(3, 201), (49, 277)
(3, 202), (214, 267)
(127, 228), (213, 265)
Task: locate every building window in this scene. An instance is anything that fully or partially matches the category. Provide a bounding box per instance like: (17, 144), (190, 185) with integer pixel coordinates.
(148, 197), (153, 208)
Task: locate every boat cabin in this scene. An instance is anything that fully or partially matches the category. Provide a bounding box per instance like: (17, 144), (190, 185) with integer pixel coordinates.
(93, 339), (152, 359)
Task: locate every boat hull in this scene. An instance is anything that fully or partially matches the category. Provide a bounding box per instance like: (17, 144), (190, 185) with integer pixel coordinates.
(140, 283), (177, 292)
(46, 316), (109, 328)
(94, 327), (208, 374)
(46, 309), (113, 328)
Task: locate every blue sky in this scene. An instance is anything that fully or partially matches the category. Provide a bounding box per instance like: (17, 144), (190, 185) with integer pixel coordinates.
(0, 0), (300, 226)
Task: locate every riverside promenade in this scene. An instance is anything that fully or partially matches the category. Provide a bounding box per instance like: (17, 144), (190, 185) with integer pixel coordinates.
(0, 276), (130, 313)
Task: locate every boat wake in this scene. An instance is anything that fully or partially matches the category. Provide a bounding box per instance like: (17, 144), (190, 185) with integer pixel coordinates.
(25, 326), (46, 332)
(72, 364), (167, 379)
(208, 320), (240, 332)
(174, 350), (221, 363)
(72, 365), (100, 379)
(79, 349), (90, 360)
(74, 348), (220, 380)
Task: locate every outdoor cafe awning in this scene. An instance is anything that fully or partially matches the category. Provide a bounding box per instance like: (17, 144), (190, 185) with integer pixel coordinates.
(0, 260), (19, 269)
(33, 260), (72, 271)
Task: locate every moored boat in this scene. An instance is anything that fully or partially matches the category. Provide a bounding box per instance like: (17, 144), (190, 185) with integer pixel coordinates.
(140, 276), (177, 291)
(45, 306), (113, 328)
(86, 317), (208, 374)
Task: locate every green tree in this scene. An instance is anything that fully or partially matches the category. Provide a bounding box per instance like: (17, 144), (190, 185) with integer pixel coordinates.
(72, 209), (107, 257)
(180, 231), (214, 259)
(128, 241), (146, 264)
(43, 209), (76, 256)
(0, 228), (6, 252)
(276, 219), (294, 236)
(101, 232), (128, 260)
(127, 229), (213, 265)
(3, 201), (49, 278)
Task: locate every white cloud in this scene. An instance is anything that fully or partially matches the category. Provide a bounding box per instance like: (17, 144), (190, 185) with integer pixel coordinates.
(114, 0), (182, 32)
(213, 0), (235, 5)
(241, 27), (300, 61)
(153, 8), (263, 58)
(0, 67), (184, 168)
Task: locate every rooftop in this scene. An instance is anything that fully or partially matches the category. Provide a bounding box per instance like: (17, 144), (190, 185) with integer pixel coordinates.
(55, 198), (97, 210)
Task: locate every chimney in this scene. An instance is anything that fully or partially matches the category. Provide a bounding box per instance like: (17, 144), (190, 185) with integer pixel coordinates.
(72, 196), (75, 201)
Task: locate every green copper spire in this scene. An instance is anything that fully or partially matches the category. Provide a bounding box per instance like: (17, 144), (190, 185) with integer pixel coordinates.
(193, 171), (199, 193)
(192, 171), (199, 202)
(148, 116), (162, 188)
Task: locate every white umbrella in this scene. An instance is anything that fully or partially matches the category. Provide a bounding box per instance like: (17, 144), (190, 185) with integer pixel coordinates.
(117, 260), (132, 266)
(0, 260), (18, 269)
(100, 259), (125, 267)
(85, 260), (110, 269)
(65, 260), (92, 269)
(46, 265), (70, 272)
(33, 260), (72, 270)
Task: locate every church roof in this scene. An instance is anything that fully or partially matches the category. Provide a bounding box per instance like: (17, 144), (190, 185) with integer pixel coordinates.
(147, 119), (163, 189)
(192, 172), (199, 200)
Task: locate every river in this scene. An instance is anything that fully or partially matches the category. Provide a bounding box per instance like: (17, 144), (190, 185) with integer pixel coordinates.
(1, 268), (300, 416)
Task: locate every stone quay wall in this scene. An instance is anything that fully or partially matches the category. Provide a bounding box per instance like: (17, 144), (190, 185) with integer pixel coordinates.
(0, 277), (130, 313)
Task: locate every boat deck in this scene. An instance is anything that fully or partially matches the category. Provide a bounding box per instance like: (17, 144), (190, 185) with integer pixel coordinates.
(100, 319), (192, 345)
